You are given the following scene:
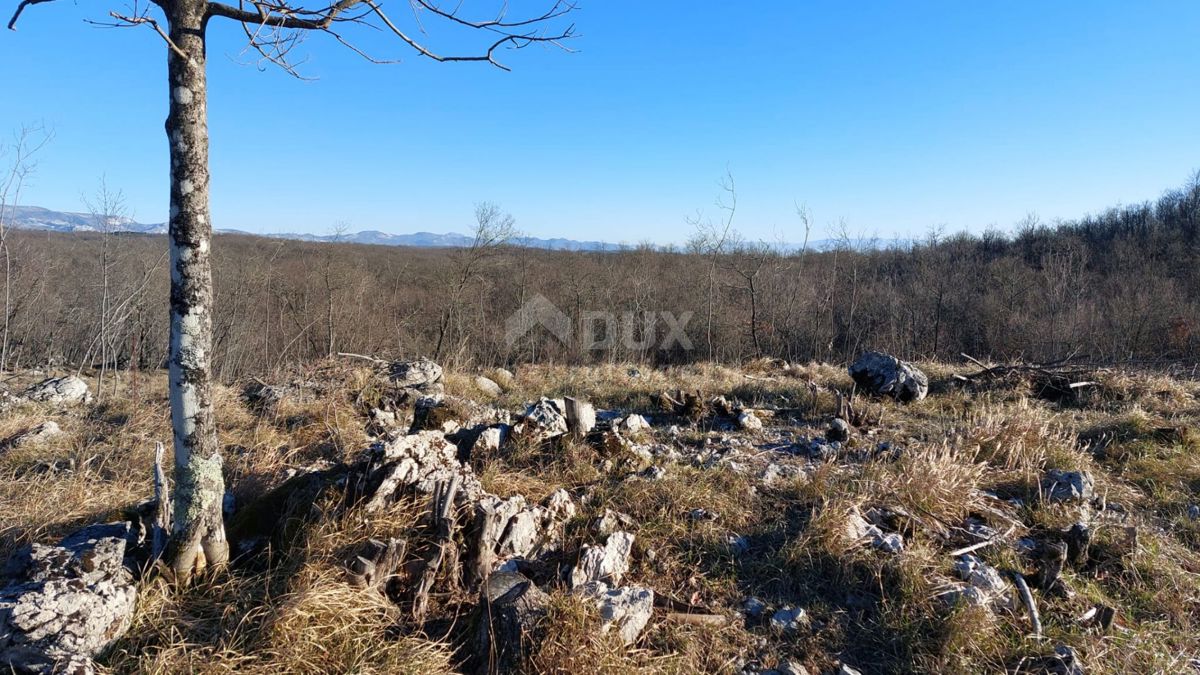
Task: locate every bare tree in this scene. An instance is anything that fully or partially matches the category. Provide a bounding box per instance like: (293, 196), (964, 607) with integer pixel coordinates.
(0, 124), (51, 375)
(434, 202), (515, 363)
(686, 170), (737, 360)
(8, 0), (575, 580)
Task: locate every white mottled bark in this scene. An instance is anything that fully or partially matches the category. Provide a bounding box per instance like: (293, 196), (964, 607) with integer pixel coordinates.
(163, 0), (229, 579)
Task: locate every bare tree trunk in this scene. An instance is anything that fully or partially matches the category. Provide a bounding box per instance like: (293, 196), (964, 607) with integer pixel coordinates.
(163, 3), (229, 579)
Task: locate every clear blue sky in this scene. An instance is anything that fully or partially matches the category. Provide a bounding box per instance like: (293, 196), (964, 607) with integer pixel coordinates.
(2, 1), (1198, 244)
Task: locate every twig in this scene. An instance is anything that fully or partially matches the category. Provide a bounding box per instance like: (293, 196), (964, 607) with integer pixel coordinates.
(948, 539), (996, 557)
(664, 612), (726, 626)
(336, 351), (388, 364)
(1011, 571), (1042, 638)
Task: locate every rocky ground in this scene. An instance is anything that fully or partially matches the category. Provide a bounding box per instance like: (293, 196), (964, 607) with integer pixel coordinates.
(2, 355), (1200, 674)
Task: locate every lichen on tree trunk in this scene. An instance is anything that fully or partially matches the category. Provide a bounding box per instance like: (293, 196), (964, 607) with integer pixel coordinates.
(162, 0), (229, 579)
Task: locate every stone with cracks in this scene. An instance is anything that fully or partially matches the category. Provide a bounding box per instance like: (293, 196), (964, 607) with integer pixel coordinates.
(473, 425), (510, 455)
(513, 398), (569, 444)
(619, 414), (651, 434)
(576, 581), (654, 645)
(389, 358), (444, 394)
(22, 377), (92, 405)
(1042, 469), (1095, 503)
(569, 531), (635, 588)
(0, 523), (138, 674)
(848, 351), (928, 402)
(359, 431), (484, 513)
(475, 571), (549, 674)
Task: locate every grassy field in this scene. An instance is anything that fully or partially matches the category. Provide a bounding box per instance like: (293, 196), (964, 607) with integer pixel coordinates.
(2, 358), (1199, 674)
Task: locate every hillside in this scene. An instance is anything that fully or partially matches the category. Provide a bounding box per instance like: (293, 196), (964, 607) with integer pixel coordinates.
(2, 356), (1199, 673)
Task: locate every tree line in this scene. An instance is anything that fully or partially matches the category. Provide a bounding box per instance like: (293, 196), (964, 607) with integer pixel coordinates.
(1, 175), (1198, 382)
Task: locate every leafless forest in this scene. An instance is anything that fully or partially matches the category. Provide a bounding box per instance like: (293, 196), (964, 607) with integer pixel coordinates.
(2, 177), (1198, 381)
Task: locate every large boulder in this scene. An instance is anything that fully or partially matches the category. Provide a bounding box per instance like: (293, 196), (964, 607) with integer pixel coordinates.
(0, 523), (138, 674)
(23, 377), (92, 406)
(848, 352), (928, 402)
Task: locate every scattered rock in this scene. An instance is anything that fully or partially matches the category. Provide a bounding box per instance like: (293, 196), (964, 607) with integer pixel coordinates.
(951, 554), (1012, 610)
(777, 660), (810, 675)
(0, 523), (138, 674)
(619, 414), (651, 434)
(475, 375), (504, 397)
(874, 532), (905, 554)
(1042, 469), (1095, 502)
(569, 531), (635, 588)
(358, 430), (484, 512)
(769, 605), (806, 633)
(741, 596), (767, 618)
(838, 665), (865, 675)
(23, 376), (92, 405)
(475, 572), (548, 674)
(848, 351), (928, 402)
(737, 410), (763, 431)
(845, 509), (903, 553)
(491, 368), (515, 388)
(473, 424), (511, 455)
(728, 534), (750, 557)
(1188, 504), (1200, 521)
(514, 398), (569, 444)
(576, 581), (654, 645)
(826, 418), (851, 443)
(593, 509), (635, 536)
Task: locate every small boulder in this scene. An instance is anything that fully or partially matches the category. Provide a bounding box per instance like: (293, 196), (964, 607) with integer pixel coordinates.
(737, 410), (763, 431)
(475, 375), (504, 398)
(5, 421), (63, 449)
(514, 398), (569, 444)
(951, 554), (1013, 611)
(769, 605), (806, 634)
(23, 376), (92, 405)
(619, 414), (651, 434)
(569, 531), (635, 588)
(848, 351), (928, 402)
(1042, 469), (1095, 503)
(826, 418), (851, 443)
(576, 581), (654, 645)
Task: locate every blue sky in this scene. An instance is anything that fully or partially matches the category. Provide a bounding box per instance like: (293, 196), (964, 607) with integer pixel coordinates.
(2, 1), (1198, 244)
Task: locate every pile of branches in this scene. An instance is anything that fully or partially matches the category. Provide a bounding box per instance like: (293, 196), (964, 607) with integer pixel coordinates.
(953, 353), (1105, 402)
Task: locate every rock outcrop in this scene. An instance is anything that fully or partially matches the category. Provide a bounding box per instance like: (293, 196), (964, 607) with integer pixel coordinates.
(0, 523), (138, 674)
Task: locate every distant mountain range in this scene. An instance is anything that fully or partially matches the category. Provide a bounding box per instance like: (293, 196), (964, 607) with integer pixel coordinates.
(3, 204), (911, 252)
(2, 205), (626, 251)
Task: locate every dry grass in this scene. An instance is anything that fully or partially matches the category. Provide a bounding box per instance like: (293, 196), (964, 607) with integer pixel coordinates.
(4, 359), (1200, 673)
